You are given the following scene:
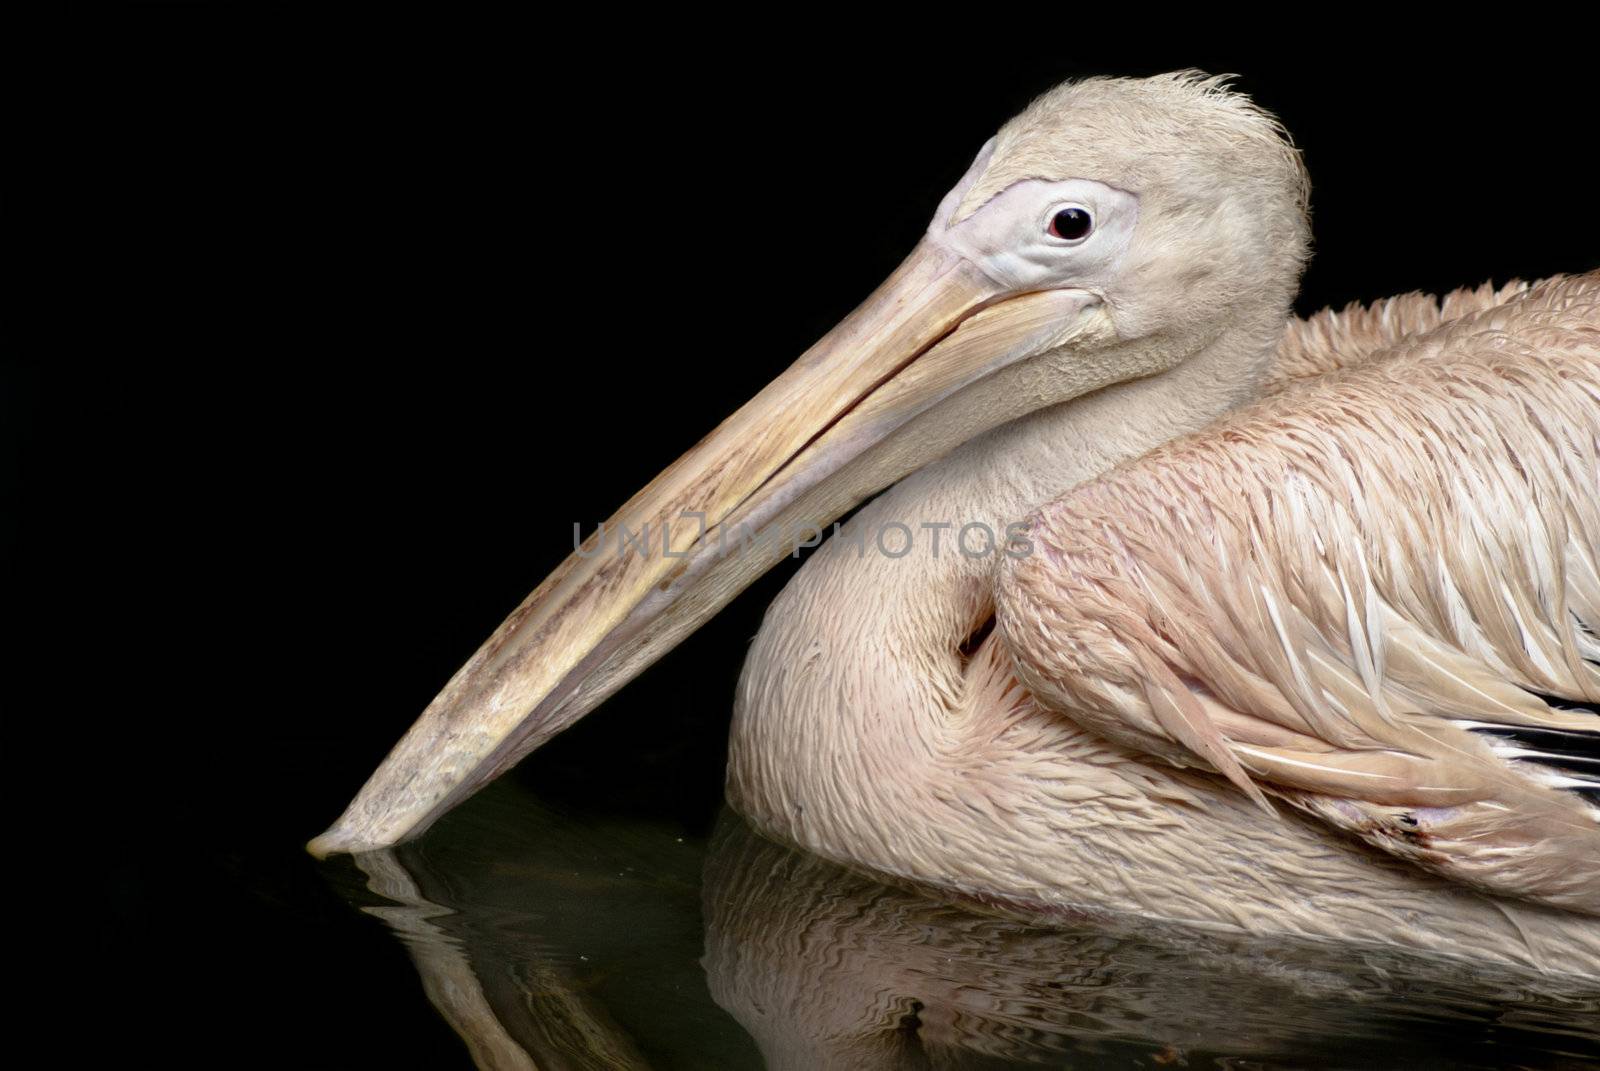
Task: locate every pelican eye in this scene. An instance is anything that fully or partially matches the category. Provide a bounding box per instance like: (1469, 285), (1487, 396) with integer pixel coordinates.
(1049, 206), (1092, 241)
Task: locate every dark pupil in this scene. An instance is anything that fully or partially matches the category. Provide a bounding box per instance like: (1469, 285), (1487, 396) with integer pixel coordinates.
(1051, 207), (1091, 240)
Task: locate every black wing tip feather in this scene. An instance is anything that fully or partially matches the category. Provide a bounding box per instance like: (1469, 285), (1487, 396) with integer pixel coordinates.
(1469, 697), (1599, 806)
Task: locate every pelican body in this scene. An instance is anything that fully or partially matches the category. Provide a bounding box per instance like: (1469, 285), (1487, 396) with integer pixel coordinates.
(314, 73), (1600, 975)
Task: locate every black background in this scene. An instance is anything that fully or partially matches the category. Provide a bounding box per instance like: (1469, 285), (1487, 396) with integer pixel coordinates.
(27, 7), (1599, 1066)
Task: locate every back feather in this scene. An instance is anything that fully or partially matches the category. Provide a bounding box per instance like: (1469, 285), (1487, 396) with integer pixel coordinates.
(1268, 279), (1537, 389)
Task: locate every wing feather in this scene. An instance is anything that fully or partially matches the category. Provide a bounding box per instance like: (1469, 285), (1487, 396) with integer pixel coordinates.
(998, 273), (1600, 913)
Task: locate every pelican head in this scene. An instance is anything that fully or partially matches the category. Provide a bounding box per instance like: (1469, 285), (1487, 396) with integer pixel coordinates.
(311, 71), (1312, 857)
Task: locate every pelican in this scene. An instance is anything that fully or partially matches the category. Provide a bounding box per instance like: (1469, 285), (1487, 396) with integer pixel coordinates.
(312, 72), (1600, 973)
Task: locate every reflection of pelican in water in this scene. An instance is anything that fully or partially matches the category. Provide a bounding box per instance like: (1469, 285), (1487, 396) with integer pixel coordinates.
(316, 72), (1599, 970)
(340, 784), (1600, 1069)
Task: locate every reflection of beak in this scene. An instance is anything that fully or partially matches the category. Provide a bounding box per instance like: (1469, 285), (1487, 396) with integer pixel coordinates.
(311, 238), (1096, 857)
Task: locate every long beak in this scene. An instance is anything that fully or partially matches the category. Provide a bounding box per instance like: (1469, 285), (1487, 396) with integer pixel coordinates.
(310, 237), (1093, 857)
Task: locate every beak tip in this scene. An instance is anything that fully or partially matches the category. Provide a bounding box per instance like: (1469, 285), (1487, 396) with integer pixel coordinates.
(307, 790), (439, 860)
(305, 829), (347, 860)
(306, 821), (381, 860)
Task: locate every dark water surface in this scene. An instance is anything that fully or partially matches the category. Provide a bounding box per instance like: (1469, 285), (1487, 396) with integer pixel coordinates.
(320, 779), (1600, 1070)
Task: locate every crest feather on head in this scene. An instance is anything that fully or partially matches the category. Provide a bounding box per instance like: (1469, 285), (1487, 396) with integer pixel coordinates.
(954, 70), (1311, 228)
